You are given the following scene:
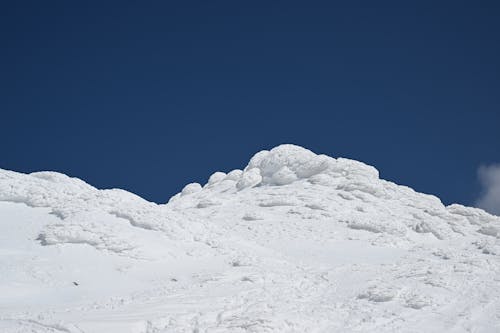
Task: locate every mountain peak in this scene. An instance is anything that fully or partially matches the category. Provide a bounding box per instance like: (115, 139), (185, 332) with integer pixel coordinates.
(245, 144), (378, 186)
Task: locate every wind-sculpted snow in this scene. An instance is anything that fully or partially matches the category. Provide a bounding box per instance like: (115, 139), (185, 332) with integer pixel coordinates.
(169, 145), (498, 243)
(243, 144), (379, 186)
(1, 144), (500, 332)
(0, 169), (205, 257)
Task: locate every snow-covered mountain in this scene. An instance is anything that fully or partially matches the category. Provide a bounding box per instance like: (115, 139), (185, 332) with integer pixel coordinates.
(1, 144), (499, 332)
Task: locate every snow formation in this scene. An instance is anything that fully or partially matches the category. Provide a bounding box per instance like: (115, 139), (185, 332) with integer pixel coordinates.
(0, 144), (499, 332)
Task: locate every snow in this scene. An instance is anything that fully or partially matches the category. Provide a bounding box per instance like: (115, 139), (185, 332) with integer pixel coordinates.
(1, 144), (500, 332)
(245, 145), (378, 186)
(236, 168), (262, 190)
(207, 172), (227, 186)
(181, 182), (203, 196)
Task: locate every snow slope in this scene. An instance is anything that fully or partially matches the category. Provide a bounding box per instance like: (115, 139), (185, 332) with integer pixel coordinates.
(1, 144), (499, 332)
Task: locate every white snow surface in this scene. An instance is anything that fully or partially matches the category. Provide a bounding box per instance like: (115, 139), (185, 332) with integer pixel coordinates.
(1, 144), (499, 332)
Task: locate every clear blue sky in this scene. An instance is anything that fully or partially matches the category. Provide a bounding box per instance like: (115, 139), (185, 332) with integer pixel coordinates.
(1, 1), (499, 205)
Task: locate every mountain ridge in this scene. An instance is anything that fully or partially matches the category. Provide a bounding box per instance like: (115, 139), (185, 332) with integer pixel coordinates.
(0, 144), (499, 332)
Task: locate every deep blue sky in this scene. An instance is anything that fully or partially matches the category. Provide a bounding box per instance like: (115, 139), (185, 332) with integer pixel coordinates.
(1, 1), (499, 205)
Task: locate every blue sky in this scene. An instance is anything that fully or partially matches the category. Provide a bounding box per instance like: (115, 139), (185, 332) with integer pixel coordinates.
(1, 1), (499, 207)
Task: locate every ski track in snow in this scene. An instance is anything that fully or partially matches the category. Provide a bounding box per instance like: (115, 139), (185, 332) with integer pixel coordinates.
(1, 144), (499, 332)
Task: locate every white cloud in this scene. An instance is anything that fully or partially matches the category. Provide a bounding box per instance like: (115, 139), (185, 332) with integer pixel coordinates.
(476, 164), (500, 216)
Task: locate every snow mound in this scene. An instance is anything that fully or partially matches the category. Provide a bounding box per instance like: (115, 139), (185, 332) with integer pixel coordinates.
(177, 145), (380, 191)
(167, 144), (500, 242)
(245, 144), (379, 186)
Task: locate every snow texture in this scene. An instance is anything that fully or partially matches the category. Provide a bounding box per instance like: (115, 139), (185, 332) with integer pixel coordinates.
(1, 144), (499, 332)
